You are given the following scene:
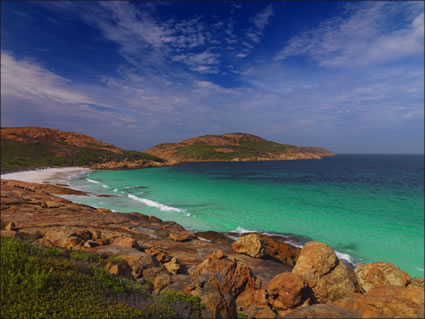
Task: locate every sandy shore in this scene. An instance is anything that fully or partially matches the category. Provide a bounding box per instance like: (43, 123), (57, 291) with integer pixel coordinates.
(1, 167), (90, 184)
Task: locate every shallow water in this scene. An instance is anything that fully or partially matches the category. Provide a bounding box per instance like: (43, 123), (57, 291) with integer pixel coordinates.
(67, 155), (424, 278)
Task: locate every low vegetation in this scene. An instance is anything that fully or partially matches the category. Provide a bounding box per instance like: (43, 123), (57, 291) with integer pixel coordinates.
(174, 140), (291, 160)
(1, 138), (163, 173)
(0, 237), (201, 318)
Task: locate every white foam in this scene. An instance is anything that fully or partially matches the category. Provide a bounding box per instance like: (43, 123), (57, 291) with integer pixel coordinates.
(113, 188), (118, 192)
(232, 226), (256, 234)
(335, 251), (355, 265)
(128, 194), (183, 212)
(102, 184), (109, 188)
(87, 178), (100, 184)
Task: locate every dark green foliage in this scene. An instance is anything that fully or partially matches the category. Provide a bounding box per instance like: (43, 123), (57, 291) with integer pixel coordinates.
(1, 138), (164, 173)
(160, 291), (203, 318)
(0, 237), (200, 318)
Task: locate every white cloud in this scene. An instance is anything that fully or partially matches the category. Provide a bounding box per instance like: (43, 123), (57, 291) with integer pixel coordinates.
(275, 2), (424, 67)
(1, 52), (95, 106)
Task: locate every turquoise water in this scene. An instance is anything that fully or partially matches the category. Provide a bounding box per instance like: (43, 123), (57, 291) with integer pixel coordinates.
(66, 155), (424, 278)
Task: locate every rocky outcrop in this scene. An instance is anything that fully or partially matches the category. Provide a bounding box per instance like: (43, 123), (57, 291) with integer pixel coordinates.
(292, 241), (355, 303)
(333, 285), (425, 318)
(282, 304), (361, 318)
(192, 250), (259, 298)
(354, 262), (411, 293)
(232, 234), (266, 258)
(166, 274), (238, 319)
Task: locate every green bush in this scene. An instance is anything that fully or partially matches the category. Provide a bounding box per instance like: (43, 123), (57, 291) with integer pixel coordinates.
(0, 237), (190, 319)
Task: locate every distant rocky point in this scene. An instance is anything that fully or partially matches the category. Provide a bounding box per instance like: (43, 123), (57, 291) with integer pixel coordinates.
(144, 133), (334, 162)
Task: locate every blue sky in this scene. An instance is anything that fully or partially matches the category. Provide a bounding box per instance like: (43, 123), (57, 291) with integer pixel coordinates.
(1, 1), (424, 153)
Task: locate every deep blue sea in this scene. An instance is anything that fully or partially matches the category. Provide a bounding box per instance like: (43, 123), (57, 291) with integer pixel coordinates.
(67, 155), (424, 278)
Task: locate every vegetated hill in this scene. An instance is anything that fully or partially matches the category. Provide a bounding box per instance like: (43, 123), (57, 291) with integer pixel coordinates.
(1, 127), (164, 172)
(144, 133), (334, 162)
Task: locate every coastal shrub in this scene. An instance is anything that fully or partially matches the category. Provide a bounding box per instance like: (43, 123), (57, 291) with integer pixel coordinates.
(0, 137), (164, 173)
(69, 249), (102, 263)
(160, 291), (203, 318)
(0, 237), (190, 319)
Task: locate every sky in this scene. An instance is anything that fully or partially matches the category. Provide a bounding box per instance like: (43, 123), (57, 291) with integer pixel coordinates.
(1, 1), (424, 153)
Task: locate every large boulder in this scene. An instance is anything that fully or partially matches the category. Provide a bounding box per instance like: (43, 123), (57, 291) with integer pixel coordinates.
(232, 234), (266, 258)
(255, 234), (301, 266)
(265, 272), (313, 316)
(282, 304), (360, 318)
(292, 241), (355, 303)
(333, 285), (425, 318)
(166, 274), (238, 319)
(192, 250), (259, 298)
(354, 262), (410, 293)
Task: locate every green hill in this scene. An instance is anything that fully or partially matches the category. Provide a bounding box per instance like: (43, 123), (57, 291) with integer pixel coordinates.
(1, 127), (163, 173)
(144, 133), (334, 162)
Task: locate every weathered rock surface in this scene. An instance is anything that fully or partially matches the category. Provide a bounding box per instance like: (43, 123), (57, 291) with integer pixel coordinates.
(408, 277), (425, 288)
(169, 231), (195, 242)
(110, 236), (140, 249)
(282, 304), (361, 318)
(292, 241), (355, 303)
(192, 250), (259, 298)
(166, 274), (238, 319)
(232, 234), (266, 258)
(354, 262), (411, 293)
(265, 272), (312, 314)
(255, 233), (301, 266)
(333, 285), (425, 318)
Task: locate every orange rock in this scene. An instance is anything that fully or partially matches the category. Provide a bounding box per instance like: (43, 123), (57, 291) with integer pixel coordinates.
(169, 231), (195, 242)
(292, 241), (355, 303)
(166, 274), (237, 319)
(164, 257), (181, 274)
(232, 234), (266, 258)
(145, 247), (171, 263)
(282, 304), (360, 318)
(333, 285), (424, 318)
(354, 262), (411, 293)
(256, 234), (300, 266)
(5, 222), (17, 231)
(111, 236), (140, 249)
(236, 288), (268, 308)
(265, 272), (310, 312)
(192, 250), (258, 297)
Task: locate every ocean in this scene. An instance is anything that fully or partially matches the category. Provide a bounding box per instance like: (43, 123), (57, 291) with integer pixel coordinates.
(65, 155), (424, 278)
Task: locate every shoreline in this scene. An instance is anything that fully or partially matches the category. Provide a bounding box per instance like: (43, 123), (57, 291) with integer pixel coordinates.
(1, 173), (424, 318)
(1, 167), (91, 184)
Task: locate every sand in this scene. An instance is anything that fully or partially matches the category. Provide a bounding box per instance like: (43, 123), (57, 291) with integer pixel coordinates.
(1, 167), (90, 184)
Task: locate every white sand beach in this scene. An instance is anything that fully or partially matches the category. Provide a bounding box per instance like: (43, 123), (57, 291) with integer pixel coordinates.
(1, 167), (90, 184)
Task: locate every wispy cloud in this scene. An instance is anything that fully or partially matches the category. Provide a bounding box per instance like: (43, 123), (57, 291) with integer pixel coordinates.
(275, 2), (424, 67)
(238, 5), (274, 58)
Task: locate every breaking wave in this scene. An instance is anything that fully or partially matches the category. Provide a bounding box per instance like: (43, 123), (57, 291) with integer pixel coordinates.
(128, 194), (183, 213)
